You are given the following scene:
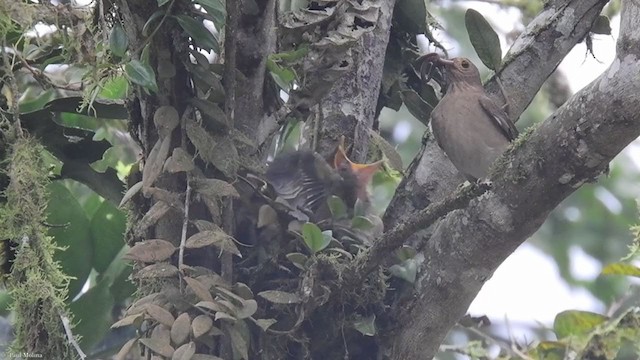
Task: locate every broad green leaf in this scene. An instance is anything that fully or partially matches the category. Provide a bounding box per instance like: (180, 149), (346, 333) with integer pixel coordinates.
(69, 274), (115, 350)
(327, 195), (347, 219)
(394, 0), (429, 34)
(125, 60), (158, 93)
(99, 76), (130, 100)
(47, 181), (93, 299)
(109, 23), (128, 57)
(175, 15), (220, 53)
(601, 262), (640, 277)
(465, 9), (502, 71)
(90, 201), (126, 273)
(351, 216), (375, 230)
(301, 223), (331, 254)
(553, 310), (608, 339)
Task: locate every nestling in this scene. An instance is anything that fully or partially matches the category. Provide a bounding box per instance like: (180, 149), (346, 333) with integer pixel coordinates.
(265, 140), (382, 222)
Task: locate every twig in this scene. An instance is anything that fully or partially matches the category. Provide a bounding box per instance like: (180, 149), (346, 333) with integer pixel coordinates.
(2, 39), (23, 137)
(178, 178), (192, 291)
(133, 0), (176, 56)
(223, 0), (238, 126)
(346, 181), (492, 285)
(495, 75), (511, 116)
(60, 313), (86, 359)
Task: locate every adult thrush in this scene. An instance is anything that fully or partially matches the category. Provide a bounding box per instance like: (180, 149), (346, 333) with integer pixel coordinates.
(265, 141), (381, 222)
(418, 53), (518, 180)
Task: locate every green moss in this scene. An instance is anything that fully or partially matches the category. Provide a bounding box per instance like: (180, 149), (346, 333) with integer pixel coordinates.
(1, 136), (74, 358)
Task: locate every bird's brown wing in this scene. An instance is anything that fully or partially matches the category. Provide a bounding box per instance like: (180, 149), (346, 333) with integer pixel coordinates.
(478, 96), (519, 141)
(429, 110), (447, 152)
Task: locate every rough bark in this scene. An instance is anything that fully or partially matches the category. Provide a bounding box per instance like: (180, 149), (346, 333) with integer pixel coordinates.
(234, 0), (278, 146)
(383, 1), (640, 358)
(315, 0), (397, 161)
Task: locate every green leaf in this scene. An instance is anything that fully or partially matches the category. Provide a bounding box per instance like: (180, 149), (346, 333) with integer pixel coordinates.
(400, 89), (434, 125)
(270, 45), (310, 62)
(351, 216), (375, 230)
(553, 310), (608, 339)
(601, 262), (640, 277)
(197, 0), (227, 28)
(109, 23), (128, 57)
(47, 181), (93, 299)
(395, 246), (417, 262)
(394, 0), (429, 34)
(286, 252), (308, 270)
(301, 223), (331, 254)
(327, 195), (347, 219)
(591, 15), (612, 35)
(90, 201), (126, 273)
(99, 76), (130, 100)
(257, 290), (301, 304)
(353, 198), (368, 217)
(70, 276), (115, 350)
(353, 314), (376, 336)
(532, 341), (566, 360)
(175, 15), (220, 53)
(389, 258), (417, 283)
(266, 58), (297, 90)
(157, 0), (170, 5)
(142, 10), (164, 37)
(465, 9), (502, 71)
(125, 60), (158, 92)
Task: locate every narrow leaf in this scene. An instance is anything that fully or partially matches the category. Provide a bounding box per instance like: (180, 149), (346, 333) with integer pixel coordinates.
(258, 290), (301, 304)
(175, 15), (219, 52)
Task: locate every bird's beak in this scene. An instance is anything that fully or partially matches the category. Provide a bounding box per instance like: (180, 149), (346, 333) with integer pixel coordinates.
(417, 53), (454, 67)
(416, 53), (453, 86)
(334, 138), (383, 200)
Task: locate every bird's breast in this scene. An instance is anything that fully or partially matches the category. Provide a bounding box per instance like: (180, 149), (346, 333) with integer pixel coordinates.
(431, 93), (510, 179)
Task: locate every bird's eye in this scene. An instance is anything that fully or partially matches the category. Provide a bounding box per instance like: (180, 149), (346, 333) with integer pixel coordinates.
(460, 60), (470, 69)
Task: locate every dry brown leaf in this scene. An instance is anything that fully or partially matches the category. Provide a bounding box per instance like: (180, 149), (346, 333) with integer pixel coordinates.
(124, 239), (176, 263)
(171, 313), (191, 346)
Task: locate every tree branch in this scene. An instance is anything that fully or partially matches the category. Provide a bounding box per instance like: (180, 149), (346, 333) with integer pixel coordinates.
(384, 1), (640, 358)
(347, 181), (491, 285)
(234, 0), (277, 145)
